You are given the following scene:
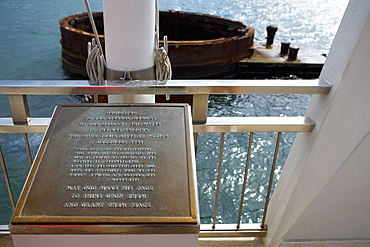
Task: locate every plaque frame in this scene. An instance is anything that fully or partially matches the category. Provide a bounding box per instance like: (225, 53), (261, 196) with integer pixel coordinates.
(11, 104), (199, 234)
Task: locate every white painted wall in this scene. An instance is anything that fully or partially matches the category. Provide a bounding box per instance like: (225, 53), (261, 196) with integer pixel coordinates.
(265, 0), (370, 245)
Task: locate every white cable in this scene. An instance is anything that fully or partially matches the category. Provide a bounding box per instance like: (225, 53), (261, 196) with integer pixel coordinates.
(84, 0), (171, 81)
(86, 38), (105, 81)
(84, 0), (106, 81)
(155, 37), (172, 80)
(154, 0), (172, 80)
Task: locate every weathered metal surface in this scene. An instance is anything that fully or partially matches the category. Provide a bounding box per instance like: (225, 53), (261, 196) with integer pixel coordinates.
(11, 104), (198, 230)
(266, 25), (278, 47)
(59, 11), (254, 79)
(238, 41), (326, 79)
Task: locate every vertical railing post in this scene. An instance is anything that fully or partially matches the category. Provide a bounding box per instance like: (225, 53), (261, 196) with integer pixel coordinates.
(8, 95), (33, 166)
(192, 94), (209, 155)
(8, 95), (30, 124)
(192, 94), (209, 124)
(260, 132), (282, 229)
(212, 132), (226, 229)
(23, 133), (33, 166)
(0, 146), (15, 210)
(237, 132), (254, 229)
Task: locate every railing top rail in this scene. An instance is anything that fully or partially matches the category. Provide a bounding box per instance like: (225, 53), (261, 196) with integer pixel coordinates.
(0, 79), (331, 95)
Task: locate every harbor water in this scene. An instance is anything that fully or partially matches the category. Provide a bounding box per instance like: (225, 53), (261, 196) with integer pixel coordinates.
(0, 0), (348, 225)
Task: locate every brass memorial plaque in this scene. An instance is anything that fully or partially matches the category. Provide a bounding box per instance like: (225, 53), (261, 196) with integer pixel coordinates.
(11, 104), (198, 228)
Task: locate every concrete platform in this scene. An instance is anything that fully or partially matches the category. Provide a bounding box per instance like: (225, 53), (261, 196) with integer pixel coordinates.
(237, 41), (326, 79)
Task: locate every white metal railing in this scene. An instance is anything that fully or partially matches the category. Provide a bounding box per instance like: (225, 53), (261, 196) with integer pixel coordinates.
(0, 79), (331, 237)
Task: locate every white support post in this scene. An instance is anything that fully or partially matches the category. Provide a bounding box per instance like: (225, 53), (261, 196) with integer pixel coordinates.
(103, 0), (156, 103)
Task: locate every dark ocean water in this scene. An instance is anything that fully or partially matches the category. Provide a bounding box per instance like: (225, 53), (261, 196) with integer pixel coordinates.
(0, 0), (348, 224)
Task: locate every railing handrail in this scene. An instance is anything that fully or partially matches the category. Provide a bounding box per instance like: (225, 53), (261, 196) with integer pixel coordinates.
(0, 79), (331, 95)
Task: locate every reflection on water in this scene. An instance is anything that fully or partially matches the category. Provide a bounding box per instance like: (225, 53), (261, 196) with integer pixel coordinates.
(197, 131), (297, 224)
(159, 0), (349, 52)
(196, 94), (309, 224)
